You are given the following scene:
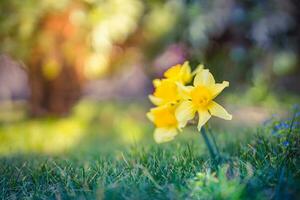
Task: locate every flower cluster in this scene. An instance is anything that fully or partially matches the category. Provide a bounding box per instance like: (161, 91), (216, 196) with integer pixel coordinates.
(147, 62), (232, 143)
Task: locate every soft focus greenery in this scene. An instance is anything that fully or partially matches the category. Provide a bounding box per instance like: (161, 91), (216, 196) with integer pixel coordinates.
(1, 0), (299, 84)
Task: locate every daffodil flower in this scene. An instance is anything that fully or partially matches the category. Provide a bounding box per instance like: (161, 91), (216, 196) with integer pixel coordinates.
(147, 104), (180, 143)
(149, 62), (193, 106)
(175, 68), (232, 131)
(163, 61), (192, 84)
(147, 62), (232, 146)
(148, 79), (181, 106)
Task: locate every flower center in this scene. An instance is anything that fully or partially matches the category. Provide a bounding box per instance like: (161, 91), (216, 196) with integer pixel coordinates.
(191, 85), (212, 108)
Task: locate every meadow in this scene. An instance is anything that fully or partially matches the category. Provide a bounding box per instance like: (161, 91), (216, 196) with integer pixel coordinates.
(0, 101), (299, 199)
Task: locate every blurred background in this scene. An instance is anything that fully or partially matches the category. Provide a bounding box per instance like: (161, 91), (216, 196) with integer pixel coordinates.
(0, 0), (299, 155)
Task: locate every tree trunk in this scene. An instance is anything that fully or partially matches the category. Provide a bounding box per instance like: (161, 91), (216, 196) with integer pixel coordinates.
(28, 4), (86, 117)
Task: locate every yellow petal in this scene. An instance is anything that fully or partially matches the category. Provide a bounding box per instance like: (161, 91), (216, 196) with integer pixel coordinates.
(194, 69), (215, 86)
(153, 79), (179, 104)
(210, 81), (229, 98)
(164, 64), (181, 79)
(163, 62), (192, 84)
(176, 83), (193, 100)
(153, 79), (161, 88)
(197, 110), (211, 131)
(208, 101), (232, 120)
(154, 128), (178, 143)
(148, 95), (163, 106)
(146, 111), (154, 122)
(192, 64), (204, 76)
(175, 100), (196, 128)
(149, 104), (178, 128)
(180, 61), (192, 83)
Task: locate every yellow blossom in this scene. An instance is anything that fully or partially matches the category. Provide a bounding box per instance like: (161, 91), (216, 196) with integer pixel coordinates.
(147, 104), (180, 143)
(148, 62), (193, 106)
(149, 79), (181, 106)
(175, 67), (232, 130)
(147, 62), (232, 144)
(163, 61), (192, 84)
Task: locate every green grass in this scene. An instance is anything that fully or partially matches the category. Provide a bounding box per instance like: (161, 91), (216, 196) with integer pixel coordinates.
(0, 101), (299, 199)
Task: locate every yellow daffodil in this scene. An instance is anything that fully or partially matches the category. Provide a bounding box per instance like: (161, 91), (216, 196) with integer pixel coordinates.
(149, 79), (181, 106)
(147, 61), (232, 144)
(147, 104), (180, 143)
(175, 67), (232, 131)
(163, 61), (192, 84)
(149, 62), (192, 106)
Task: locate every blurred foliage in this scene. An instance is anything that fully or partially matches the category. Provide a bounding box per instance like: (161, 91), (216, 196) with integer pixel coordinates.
(0, 0), (299, 117)
(0, 100), (151, 155)
(0, 0), (145, 78)
(0, 97), (299, 155)
(188, 165), (249, 200)
(1, 0), (299, 83)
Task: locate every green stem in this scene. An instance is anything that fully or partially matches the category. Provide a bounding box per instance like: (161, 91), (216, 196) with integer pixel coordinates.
(200, 127), (216, 162)
(207, 127), (220, 156)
